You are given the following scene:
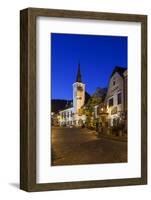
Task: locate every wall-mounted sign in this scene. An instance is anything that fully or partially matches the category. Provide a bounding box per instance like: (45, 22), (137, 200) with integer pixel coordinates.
(111, 106), (117, 115)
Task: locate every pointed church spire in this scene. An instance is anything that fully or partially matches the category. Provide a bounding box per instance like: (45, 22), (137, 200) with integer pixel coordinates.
(76, 63), (82, 82)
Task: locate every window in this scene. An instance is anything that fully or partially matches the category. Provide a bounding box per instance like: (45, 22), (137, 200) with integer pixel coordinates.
(117, 93), (122, 104)
(113, 80), (116, 86)
(109, 98), (113, 107)
(67, 112), (69, 117)
(97, 106), (99, 115)
(112, 78), (116, 86)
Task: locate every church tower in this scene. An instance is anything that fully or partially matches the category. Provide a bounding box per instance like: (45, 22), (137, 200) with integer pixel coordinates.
(73, 63), (85, 114)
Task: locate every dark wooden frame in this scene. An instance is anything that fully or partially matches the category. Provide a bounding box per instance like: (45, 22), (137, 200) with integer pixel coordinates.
(20, 7), (147, 192)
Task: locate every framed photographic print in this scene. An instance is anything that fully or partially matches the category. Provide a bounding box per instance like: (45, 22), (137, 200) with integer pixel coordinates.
(20, 8), (147, 191)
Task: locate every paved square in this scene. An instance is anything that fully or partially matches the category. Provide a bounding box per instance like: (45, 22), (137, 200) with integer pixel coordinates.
(51, 127), (127, 166)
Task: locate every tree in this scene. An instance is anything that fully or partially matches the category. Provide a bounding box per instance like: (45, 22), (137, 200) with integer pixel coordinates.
(82, 87), (107, 128)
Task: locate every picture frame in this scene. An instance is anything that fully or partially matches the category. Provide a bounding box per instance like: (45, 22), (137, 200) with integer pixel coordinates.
(20, 7), (147, 192)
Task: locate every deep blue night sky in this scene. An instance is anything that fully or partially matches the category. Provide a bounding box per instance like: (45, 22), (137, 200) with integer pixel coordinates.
(51, 33), (127, 100)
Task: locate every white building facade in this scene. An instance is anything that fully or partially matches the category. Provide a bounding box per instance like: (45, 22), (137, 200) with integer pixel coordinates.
(105, 67), (127, 127)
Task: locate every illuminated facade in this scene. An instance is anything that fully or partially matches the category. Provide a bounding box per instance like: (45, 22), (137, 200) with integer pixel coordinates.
(58, 66), (127, 129)
(105, 67), (127, 127)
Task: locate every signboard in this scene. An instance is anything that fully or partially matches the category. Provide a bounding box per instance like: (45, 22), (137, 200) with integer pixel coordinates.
(111, 106), (117, 115)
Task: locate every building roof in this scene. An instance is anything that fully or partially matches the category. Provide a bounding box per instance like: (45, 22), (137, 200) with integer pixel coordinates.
(51, 99), (72, 113)
(64, 101), (73, 109)
(76, 63), (82, 82)
(110, 66), (127, 78)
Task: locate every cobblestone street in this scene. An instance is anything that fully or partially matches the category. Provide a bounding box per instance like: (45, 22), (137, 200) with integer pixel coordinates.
(51, 127), (127, 166)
